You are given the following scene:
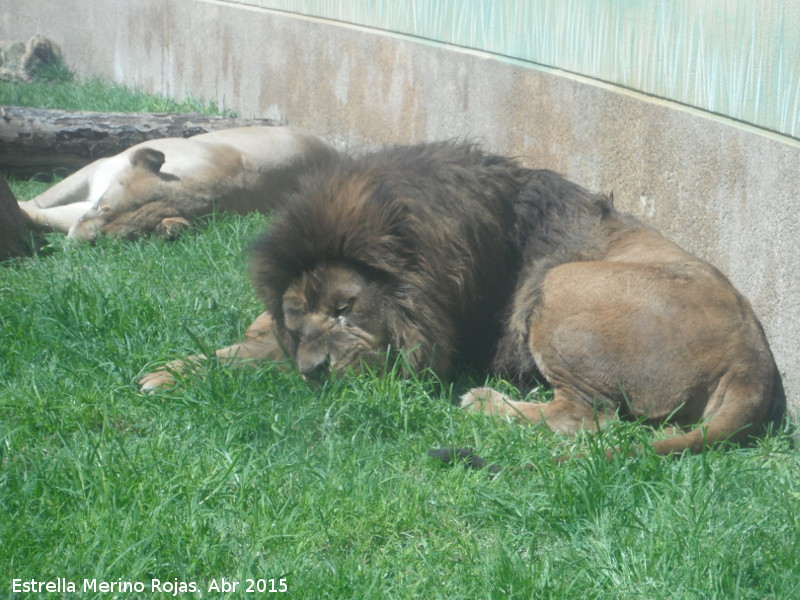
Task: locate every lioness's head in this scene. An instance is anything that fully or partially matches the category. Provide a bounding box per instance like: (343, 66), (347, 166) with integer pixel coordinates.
(68, 147), (190, 241)
(281, 261), (393, 382)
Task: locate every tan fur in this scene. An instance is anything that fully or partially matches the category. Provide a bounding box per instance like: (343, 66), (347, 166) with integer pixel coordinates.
(462, 225), (779, 453)
(140, 142), (783, 457)
(19, 126), (338, 240)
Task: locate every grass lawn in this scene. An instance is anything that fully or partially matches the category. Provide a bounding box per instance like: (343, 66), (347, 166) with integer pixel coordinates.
(1, 76), (799, 599)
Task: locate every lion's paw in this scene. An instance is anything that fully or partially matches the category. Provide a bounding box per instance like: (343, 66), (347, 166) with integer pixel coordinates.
(156, 217), (191, 240)
(138, 359), (192, 392)
(460, 387), (513, 415)
(138, 369), (177, 392)
(18, 202), (42, 224)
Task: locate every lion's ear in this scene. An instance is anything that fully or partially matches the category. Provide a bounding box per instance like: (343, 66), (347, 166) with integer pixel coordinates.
(131, 147), (166, 173)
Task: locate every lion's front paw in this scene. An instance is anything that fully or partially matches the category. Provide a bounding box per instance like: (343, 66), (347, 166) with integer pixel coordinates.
(139, 369), (177, 392)
(460, 387), (513, 415)
(138, 358), (193, 392)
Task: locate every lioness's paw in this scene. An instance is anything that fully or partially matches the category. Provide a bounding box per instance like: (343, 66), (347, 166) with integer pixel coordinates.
(18, 202), (37, 217)
(18, 202), (43, 225)
(156, 217), (190, 240)
(460, 387), (512, 415)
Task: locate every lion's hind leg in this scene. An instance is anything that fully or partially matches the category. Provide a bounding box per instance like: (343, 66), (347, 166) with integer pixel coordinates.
(460, 386), (612, 436)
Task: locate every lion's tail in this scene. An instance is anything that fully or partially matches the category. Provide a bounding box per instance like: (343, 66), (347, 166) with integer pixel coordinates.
(429, 372), (786, 471)
(650, 428), (738, 456)
(652, 367), (786, 456)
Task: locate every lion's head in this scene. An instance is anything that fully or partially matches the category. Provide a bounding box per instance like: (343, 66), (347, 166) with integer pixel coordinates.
(251, 142), (527, 382)
(279, 261), (395, 381)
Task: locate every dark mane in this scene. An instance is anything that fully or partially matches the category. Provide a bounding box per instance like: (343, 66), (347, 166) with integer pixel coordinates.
(251, 141), (615, 377)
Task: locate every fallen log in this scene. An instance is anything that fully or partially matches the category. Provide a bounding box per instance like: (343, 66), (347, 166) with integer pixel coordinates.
(0, 106), (281, 178)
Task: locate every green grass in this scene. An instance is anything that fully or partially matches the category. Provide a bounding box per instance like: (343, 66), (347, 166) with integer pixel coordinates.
(2, 209), (798, 599)
(0, 66), (229, 115)
(2, 78), (800, 599)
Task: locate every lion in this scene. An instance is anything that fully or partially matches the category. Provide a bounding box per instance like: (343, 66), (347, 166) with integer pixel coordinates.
(19, 126), (338, 241)
(139, 141), (784, 457)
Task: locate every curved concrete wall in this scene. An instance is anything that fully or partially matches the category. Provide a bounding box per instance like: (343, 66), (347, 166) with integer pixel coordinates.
(3, 0), (799, 416)
(245, 0), (800, 141)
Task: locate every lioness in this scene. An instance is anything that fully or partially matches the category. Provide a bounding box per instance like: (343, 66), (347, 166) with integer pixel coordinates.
(19, 126), (338, 240)
(140, 142), (784, 456)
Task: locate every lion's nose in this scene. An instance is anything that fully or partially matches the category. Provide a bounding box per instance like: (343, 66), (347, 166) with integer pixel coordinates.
(298, 353), (330, 384)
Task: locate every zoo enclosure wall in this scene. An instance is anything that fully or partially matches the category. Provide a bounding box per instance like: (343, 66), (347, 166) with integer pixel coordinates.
(3, 0), (799, 418)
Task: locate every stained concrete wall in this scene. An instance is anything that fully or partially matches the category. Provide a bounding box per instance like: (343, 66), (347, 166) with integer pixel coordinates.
(243, 0), (800, 141)
(3, 0), (799, 416)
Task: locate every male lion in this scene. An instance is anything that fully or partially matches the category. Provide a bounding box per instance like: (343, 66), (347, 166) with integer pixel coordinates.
(140, 142), (784, 456)
(19, 126), (337, 240)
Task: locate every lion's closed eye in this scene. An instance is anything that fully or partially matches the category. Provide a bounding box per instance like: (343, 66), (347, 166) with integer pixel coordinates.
(334, 297), (356, 318)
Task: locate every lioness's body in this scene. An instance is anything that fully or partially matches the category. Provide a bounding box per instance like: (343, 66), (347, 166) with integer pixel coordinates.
(140, 142), (783, 456)
(20, 126), (337, 240)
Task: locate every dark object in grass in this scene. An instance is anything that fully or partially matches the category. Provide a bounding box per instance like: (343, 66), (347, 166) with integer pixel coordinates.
(0, 174), (39, 260)
(427, 447), (501, 474)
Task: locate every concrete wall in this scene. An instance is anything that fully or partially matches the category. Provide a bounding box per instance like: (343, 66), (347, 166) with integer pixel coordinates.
(243, 0), (800, 140)
(3, 0), (799, 416)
